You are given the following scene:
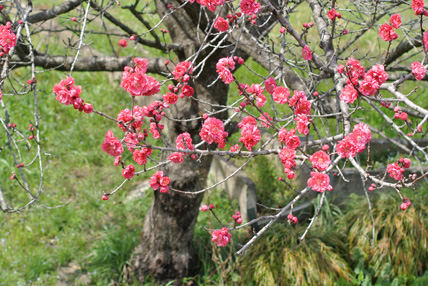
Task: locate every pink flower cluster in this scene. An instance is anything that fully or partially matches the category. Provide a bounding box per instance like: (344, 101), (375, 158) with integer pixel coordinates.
(169, 132), (194, 163)
(336, 123), (372, 158)
(289, 90), (311, 116)
(200, 116), (227, 148)
(211, 227), (232, 247)
(387, 158), (411, 181)
(340, 60), (388, 102)
(279, 128), (301, 150)
(0, 22), (16, 54)
(216, 57), (235, 84)
(379, 20), (399, 42)
(214, 17), (229, 32)
(302, 46), (312, 61)
(133, 147), (153, 165)
(238, 116), (261, 150)
(122, 165), (135, 179)
(117, 105), (144, 132)
(327, 8), (341, 20)
(149, 122), (164, 139)
(412, 0), (425, 15)
(279, 147), (296, 179)
(307, 172), (332, 192)
(192, 0), (224, 12)
(149, 171), (170, 193)
(359, 64), (388, 96)
(245, 84), (266, 107)
(264, 77), (277, 94)
(309, 151), (331, 171)
(121, 58), (160, 96)
(411, 62), (426, 81)
(295, 114), (311, 135)
(272, 86), (290, 104)
(102, 130), (124, 157)
(240, 0), (260, 15)
(53, 76), (93, 113)
(172, 61), (193, 81)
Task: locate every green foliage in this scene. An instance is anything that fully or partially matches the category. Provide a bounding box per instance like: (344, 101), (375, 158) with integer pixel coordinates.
(239, 223), (354, 286)
(345, 191), (428, 282)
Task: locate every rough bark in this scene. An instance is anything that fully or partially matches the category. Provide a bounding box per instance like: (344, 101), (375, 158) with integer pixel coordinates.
(129, 1), (229, 283)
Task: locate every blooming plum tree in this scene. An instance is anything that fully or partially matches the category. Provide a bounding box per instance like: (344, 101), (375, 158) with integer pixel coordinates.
(1, 0), (428, 283)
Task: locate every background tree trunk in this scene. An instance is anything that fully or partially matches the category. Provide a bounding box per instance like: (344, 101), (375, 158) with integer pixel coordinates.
(129, 1), (229, 282)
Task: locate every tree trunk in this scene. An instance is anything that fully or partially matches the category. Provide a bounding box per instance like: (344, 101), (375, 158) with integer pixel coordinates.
(129, 1), (229, 283)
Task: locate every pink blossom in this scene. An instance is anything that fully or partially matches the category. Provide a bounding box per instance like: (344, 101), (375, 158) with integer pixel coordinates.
(285, 129), (300, 150)
(172, 61), (193, 81)
(142, 75), (161, 96)
(239, 124), (261, 150)
(238, 116), (257, 128)
(289, 90), (306, 107)
(390, 14), (401, 29)
(272, 86), (290, 104)
(176, 132), (194, 151)
(307, 172), (332, 192)
(53, 77), (82, 106)
(246, 84), (266, 107)
(149, 170), (163, 190)
(216, 57), (235, 70)
(217, 66), (234, 84)
(379, 23), (398, 42)
(340, 84), (358, 104)
(346, 58), (365, 80)
(102, 130), (123, 157)
(117, 109), (133, 132)
(359, 76), (379, 96)
(125, 132), (139, 153)
(214, 17), (229, 32)
(134, 58), (148, 74)
(302, 46), (312, 61)
(180, 85), (194, 97)
(211, 227), (232, 247)
(353, 123), (372, 143)
(121, 71), (148, 96)
(259, 112), (272, 128)
(412, 0), (425, 15)
(264, 77), (277, 94)
(149, 122), (164, 139)
(122, 165), (135, 179)
(366, 65), (388, 85)
(200, 117), (227, 147)
(163, 92), (178, 104)
(336, 136), (357, 158)
(278, 128), (288, 143)
(133, 148), (152, 165)
(279, 147), (296, 169)
(114, 156), (121, 166)
(295, 114), (310, 135)
(118, 39), (128, 48)
(327, 9), (336, 20)
(387, 162), (404, 181)
(295, 97), (311, 115)
(169, 152), (184, 163)
(0, 22), (16, 53)
(200, 205), (209, 212)
(149, 171), (170, 192)
(196, 0), (224, 12)
(411, 62), (426, 81)
(403, 158), (411, 168)
(310, 151), (331, 171)
(240, 0), (260, 15)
